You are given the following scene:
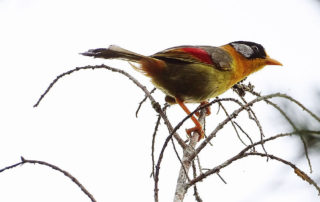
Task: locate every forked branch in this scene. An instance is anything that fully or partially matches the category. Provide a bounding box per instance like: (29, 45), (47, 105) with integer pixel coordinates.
(27, 65), (320, 202)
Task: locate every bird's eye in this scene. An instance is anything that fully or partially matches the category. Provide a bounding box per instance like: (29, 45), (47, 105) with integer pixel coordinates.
(252, 46), (259, 52)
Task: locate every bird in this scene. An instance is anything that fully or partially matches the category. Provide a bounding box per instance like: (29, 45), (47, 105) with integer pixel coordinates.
(81, 41), (282, 140)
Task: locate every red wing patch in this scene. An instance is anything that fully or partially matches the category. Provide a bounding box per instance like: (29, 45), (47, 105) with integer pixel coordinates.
(180, 47), (213, 65)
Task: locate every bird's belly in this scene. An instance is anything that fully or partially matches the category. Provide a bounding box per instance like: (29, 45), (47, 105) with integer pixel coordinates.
(151, 63), (233, 103)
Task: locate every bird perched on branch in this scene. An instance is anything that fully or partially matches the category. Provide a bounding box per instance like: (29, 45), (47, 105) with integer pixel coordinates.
(82, 41), (282, 140)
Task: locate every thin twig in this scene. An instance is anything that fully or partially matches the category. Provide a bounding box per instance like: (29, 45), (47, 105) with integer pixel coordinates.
(238, 96), (269, 159)
(246, 152), (320, 195)
(150, 112), (162, 178)
(216, 172), (227, 184)
(33, 64), (187, 149)
(248, 90), (315, 173)
(280, 94), (320, 123)
(196, 156), (203, 175)
(218, 101), (247, 146)
(201, 168), (227, 184)
(187, 131), (320, 188)
(249, 90), (320, 124)
(192, 161), (203, 202)
(193, 92), (319, 161)
(171, 138), (191, 182)
(0, 157), (96, 202)
(234, 121), (255, 151)
(299, 135), (313, 173)
(136, 88), (156, 117)
(156, 93), (276, 191)
(202, 100), (213, 146)
(267, 100), (313, 173)
(193, 93), (286, 161)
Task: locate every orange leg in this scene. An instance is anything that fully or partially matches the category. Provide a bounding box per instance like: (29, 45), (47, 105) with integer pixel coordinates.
(175, 98), (204, 140)
(195, 101), (211, 117)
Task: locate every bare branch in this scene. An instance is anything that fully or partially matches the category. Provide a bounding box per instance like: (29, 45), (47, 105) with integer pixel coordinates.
(173, 108), (207, 202)
(248, 90), (320, 124)
(0, 157), (96, 202)
(33, 64), (187, 149)
(216, 172), (227, 184)
(171, 138), (191, 182)
(234, 121), (255, 150)
(192, 161), (203, 202)
(247, 90), (316, 173)
(279, 94), (320, 123)
(154, 93), (285, 193)
(154, 99), (230, 202)
(187, 130), (320, 190)
(218, 101), (247, 146)
(246, 152), (320, 195)
(238, 95), (269, 159)
(136, 88), (156, 117)
(187, 132), (292, 187)
(193, 93), (285, 160)
(32, 65), (320, 201)
(299, 135), (313, 173)
(150, 109), (163, 178)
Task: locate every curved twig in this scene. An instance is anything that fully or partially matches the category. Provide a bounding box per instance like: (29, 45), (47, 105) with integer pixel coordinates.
(150, 112), (162, 178)
(238, 95), (269, 159)
(187, 130), (320, 195)
(246, 152), (320, 195)
(33, 64), (187, 149)
(193, 93), (285, 160)
(218, 101), (247, 146)
(248, 90), (317, 173)
(0, 157), (96, 202)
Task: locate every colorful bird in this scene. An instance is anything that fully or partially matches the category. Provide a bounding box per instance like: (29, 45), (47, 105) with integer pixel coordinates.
(82, 41), (282, 140)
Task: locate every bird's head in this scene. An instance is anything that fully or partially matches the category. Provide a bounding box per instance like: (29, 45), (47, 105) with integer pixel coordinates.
(225, 41), (282, 75)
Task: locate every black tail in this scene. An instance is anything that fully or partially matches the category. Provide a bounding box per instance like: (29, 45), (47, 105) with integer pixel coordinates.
(82, 45), (167, 77)
(81, 45), (146, 62)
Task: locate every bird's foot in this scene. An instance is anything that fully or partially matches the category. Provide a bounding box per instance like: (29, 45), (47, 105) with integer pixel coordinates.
(186, 126), (204, 141)
(195, 101), (211, 117)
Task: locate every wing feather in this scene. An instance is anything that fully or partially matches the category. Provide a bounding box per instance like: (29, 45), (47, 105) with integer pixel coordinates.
(151, 46), (214, 65)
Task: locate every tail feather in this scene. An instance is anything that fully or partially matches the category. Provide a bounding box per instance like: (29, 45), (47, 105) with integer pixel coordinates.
(81, 45), (146, 62)
(82, 45), (167, 77)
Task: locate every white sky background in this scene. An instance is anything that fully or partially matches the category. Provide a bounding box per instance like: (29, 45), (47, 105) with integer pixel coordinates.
(0, 0), (320, 201)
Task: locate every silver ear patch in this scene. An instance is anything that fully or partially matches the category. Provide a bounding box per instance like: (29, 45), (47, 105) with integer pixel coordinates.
(231, 43), (254, 58)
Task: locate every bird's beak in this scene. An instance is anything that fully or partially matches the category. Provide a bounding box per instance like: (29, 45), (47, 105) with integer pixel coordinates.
(265, 57), (283, 66)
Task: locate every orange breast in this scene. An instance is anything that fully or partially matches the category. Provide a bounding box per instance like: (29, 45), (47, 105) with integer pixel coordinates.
(220, 45), (258, 87)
